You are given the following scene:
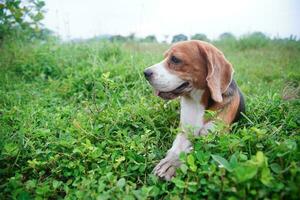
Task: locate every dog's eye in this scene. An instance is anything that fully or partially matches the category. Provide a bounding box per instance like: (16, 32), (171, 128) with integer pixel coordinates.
(170, 56), (181, 64)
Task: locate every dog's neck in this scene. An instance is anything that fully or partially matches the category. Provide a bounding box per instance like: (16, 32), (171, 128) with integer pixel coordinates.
(180, 89), (205, 135)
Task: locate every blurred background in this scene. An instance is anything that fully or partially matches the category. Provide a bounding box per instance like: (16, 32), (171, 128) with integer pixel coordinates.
(43, 0), (299, 42)
(1, 0), (299, 42)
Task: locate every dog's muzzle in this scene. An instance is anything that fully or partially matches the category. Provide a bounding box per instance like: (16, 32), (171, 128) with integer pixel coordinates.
(155, 81), (191, 100)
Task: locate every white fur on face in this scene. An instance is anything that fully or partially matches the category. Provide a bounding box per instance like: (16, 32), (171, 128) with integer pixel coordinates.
(145, 60), (185, 92)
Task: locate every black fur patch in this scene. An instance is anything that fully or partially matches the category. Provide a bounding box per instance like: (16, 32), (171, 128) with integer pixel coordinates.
(233, 86), (246, 122)
(224, 80), (237, 98)
(207, 79), (245, 123)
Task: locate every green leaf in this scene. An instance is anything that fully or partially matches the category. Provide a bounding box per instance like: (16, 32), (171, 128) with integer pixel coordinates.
(211, 154), (233, 172)
(114, 156), (125, 168)
(284, 139), (297, 151)
(180, 164), (188, 174)
(255, 151), (265, 167)
(172, 178), (186, 189)
(97, 182), (106, 192)
(260, 166), (273, 186)
(234, 164), (258, 182)
(179, 152), (186, 161)
(25, 179), (36, 189)
(36, 184), (51, 195)
(229, 153), (238, 168)
(117, 178), (126, 188)
(270, 163), (282, 174)
(4, 143), (19, 156)
(52, 180), (62, 189)
(239, 153), (248, 161)
(187, 154), (197, 172)
(187, 181), (198, 192)
(17, 191), (31, 200)
(149, 186), (160, 197)
(195, 150), (210, 164)
(187, 154), (195, 165)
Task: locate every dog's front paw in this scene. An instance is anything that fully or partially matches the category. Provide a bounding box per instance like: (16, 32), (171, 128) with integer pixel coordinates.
(153, 153), (180, 181)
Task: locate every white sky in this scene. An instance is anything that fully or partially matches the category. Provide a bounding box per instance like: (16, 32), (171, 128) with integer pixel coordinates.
(43, 0), (300, 41)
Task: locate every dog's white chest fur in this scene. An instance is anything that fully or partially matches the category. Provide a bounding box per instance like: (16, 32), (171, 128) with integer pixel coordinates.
(153, 89), (206, 179)
(180, 89), (205, 135)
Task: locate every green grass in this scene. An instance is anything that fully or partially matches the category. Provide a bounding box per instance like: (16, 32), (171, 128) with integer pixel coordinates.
(0, 38), (299, 199)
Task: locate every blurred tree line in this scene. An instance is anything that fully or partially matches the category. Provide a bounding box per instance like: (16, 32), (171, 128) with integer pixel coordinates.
(109, 34), (157, 43)
(108, 33), (219, 43)
(0, 0), (298, 46)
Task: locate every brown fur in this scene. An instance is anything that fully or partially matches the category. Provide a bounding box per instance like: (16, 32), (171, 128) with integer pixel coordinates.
(205, 81), (241, 124)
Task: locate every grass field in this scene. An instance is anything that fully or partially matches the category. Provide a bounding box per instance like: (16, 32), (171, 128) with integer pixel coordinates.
(0, 38), (299, 199)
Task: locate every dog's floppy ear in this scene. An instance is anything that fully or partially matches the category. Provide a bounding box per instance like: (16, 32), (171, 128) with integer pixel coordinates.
(197, 42), (234, 103)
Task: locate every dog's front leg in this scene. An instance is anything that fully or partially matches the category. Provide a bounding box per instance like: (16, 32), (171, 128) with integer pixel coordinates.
(153, 133), (193, 180)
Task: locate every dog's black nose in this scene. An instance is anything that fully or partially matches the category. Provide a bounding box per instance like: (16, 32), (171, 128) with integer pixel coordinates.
(144, 70), (153, 80)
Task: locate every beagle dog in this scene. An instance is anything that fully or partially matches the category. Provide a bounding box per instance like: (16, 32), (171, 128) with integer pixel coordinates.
(144, 40), (245, 180)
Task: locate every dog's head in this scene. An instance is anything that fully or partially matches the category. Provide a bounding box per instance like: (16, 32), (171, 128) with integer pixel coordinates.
(144, 40), (234, 102)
